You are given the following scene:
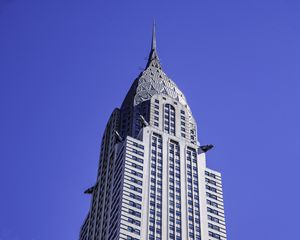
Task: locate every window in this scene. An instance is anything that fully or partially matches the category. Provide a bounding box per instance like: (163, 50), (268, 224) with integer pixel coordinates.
(207, 207), (219, 215)
(209, 231), (221, 239)
(131, 155), (143, 163)
(128, 217), (141, 226)
(206, 178), (216, 184)
(208, 215), (220, 223)
(131, 169), (143, 178)
(129, 185), (142, 193)
(205, 171), (217, 179)
(207, 199), (219, 208)
(206, 185), (217, 193)
(128, 200), (141, 209)
(129, 193), (142, 201)
(128, 209), (141, 217)
(127, 226), (140, 235)
(130, 162), (143, 171)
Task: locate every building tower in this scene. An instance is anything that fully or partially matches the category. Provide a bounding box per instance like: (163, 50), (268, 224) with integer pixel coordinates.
(79, 26), (227, 240)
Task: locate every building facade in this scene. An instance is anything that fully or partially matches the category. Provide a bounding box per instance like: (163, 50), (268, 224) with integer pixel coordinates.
(79, 27), (227, 240)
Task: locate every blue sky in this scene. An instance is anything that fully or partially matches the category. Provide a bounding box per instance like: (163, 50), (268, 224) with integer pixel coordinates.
(1, 0), (300, 239)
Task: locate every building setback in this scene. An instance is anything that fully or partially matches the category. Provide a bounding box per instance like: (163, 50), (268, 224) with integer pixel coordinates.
(79, 26), (227, 240)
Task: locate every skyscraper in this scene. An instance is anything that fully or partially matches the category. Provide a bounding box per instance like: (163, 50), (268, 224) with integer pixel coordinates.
(79, 26), (227, 240)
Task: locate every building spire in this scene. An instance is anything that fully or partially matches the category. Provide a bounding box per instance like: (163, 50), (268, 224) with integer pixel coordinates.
(151, 21), (157, 50)
(146, 21), (161, 69)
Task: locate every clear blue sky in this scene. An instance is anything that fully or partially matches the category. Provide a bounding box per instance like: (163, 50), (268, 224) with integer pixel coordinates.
(1, 0), (299, 239)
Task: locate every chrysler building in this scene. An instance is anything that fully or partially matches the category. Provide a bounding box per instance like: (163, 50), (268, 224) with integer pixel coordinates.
(79, 25), (227, 240)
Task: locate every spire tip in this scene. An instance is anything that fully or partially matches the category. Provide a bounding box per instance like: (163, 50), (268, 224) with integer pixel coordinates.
(152, 20), (156, 50)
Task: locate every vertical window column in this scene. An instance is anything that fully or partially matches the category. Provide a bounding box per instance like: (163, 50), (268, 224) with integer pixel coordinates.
(164, 104), (175, 135)
(186, 148), (201, 240)
(149, 133), (163, 240)
(168, 141), (181, 240)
